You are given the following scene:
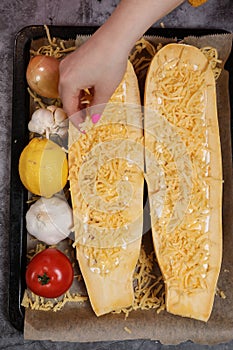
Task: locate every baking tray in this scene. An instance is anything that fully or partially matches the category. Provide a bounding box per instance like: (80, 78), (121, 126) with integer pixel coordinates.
(9, 25), (233, 333)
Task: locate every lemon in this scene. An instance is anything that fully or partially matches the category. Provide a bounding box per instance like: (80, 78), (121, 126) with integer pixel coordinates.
(19, 138), (68, 198)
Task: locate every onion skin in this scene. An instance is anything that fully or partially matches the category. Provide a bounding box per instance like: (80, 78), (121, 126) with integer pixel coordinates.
(26, 55), (60, 99)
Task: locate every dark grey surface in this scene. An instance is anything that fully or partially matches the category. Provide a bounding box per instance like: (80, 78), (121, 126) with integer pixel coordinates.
(1, 0), (233, 348)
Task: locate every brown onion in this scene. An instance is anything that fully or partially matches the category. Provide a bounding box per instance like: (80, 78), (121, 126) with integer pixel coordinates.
(26, 55), (60, 99)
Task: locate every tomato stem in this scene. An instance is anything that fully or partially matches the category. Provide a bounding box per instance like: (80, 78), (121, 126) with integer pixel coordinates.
(37, 272), (50, 285)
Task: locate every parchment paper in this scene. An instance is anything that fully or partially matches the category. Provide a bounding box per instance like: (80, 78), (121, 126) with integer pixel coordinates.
(24, 33), (233, 345)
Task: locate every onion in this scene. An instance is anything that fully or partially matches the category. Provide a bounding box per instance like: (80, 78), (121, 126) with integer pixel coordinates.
(26, 55), (60, 99)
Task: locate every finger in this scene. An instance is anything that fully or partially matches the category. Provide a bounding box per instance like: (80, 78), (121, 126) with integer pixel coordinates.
(58, 57), (80, 116)
(59, 83), (81, 117)
(88, 85), (115, 123)
(69, 110), (86, 133)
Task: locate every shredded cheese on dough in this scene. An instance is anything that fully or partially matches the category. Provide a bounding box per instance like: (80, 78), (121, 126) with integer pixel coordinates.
(70, 122), (144, 273)
(69, 62), (145, 271)
(146, 55), (216, 294)
(69, 64), (146, 279)
(77, 244), (122, 275)
(130, 39), (222, 86)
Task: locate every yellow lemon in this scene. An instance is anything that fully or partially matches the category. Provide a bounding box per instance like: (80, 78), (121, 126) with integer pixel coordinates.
(19, 138), (68, 198)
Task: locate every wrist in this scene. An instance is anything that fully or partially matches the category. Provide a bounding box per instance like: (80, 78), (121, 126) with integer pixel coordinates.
(93, 0), (185, 55)
(91, 25), (131, 63)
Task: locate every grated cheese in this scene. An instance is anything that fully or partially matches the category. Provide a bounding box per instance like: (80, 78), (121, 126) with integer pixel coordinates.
(30, 25), (76, 58)
(113, 246), (165, 318)
(124, 326), (132, 334)
(216, 287), (226, 299)
(200, 46), (222, 80)
(69, 63), (145, 276)
(130, 39), (222, 86)
(69, 123), (144, 246)
(145, 43), (222, 321)
(146, 56), (211, 294)
(129, 38), (157, 82)
(21, 289), (88, 312)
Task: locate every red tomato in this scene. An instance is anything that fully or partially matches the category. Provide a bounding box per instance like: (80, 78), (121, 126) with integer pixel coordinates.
(26, 248), (73, 298)
(26, 55), (60, 99)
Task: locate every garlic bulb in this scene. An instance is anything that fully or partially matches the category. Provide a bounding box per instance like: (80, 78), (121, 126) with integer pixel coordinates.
(26, 196), (73, 245)
(28, 105), (68, 139)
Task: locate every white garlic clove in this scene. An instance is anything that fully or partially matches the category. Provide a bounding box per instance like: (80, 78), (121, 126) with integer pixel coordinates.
(54, 107), (67, 123)
(47, 105), (57, 114)
(28, 108), (54, 135)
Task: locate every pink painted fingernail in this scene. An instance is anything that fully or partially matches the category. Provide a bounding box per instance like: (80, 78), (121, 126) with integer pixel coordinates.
(91, 113), (101, 124)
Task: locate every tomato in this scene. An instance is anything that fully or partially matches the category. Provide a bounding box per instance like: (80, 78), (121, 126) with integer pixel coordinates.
(26, 248), (73, 298)
(26, 55), (60, 99)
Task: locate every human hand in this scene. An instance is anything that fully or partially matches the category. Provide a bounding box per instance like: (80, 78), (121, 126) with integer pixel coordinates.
(58, 32), (129, 129)
(59, 0), (185, 130)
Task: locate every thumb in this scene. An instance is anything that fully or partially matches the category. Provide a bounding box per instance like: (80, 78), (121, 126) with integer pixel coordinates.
(58, 77), (81, 117)
(69, 109), (86, 131)
(60, 86), (86, 132)
(88, 86), (114, 124)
